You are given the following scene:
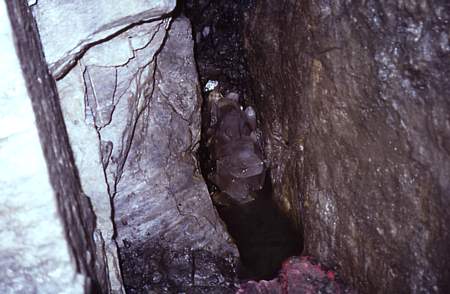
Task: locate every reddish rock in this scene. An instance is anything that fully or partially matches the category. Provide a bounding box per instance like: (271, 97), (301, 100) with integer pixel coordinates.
(238, 256), (354, 294)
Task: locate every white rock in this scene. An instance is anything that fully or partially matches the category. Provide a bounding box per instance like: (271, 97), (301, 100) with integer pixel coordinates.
(205, 80), (219, 91)
(32, 0), (177, 78)
(0, 3), (85, 292)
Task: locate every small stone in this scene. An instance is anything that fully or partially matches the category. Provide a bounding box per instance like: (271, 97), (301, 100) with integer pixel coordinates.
(205, 80), (219, 91)
(202, 26), (211, 38)
(151, 271), (162, 284)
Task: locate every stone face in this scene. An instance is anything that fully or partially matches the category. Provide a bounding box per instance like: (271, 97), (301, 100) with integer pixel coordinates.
(1, 1), (101, 293)
(32, 0), (176, 78)
(244, 0), (450, 293)
(32, 2), (184, 293)
(53, 17), (174, 293)
(116, 17), (239, 292)
(32, 0), (238, 291)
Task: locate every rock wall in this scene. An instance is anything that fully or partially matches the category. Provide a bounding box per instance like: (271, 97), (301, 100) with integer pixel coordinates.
(31, 0), (238, 292)
(244, 0), (450, 293)
(115, 17), (238, 293)
(1, 1), (101, 292)
(184, 0), (254, 97)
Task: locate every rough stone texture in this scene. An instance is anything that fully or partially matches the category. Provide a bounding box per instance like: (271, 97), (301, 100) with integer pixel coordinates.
(32, 0), (176, 79)
(31, 1), (184, 292)
(238, 256), (354, 294)
(32, 0), (238, 291)
(1, 1), (102, 292)
(52, 16), (174, 294)
(206, 90), (267, 204)
(184, 1), (305, 282)
(116, 17), (239, 292)
(184, 0), (254, 99)
(120, 243), (238, 293)
(109, 16), (235, 252)
(244, 0), (450, 293)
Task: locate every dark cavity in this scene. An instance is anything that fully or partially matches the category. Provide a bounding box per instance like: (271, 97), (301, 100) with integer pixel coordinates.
(183, 0), (303, 281)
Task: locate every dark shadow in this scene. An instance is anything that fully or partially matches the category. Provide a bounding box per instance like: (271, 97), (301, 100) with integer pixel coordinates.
(216, 171), (303, 280)
(183, 0), (303, 282)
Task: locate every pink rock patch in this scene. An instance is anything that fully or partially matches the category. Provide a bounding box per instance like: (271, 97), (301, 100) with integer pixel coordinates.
(237, 256), (355, 294)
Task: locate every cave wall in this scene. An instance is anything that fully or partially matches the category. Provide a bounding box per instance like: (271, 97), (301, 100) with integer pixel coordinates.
(1, 1), (102, 292)
(31, 0), (238, 292)
(244, 0), (450, 293)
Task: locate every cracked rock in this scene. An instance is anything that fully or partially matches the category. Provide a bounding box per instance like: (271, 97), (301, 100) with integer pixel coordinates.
(32, 0), (238, 291)
(32, 0), (177, 78)
(1, 1), (101, 292)
(114, 17), (239, 292)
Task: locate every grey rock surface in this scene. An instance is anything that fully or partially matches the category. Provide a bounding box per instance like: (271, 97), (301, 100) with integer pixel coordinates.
(206, 91), (267, 204)
(32, 2), (183, 293)
(32, 0), (238, 291)
(1, 1), (102, 293)
(32, 0), (176, 79)
(120, 242), (238, 293)
(244, 0), (450, 293)
(115, 17), (239, 292)
(53, 17), (173, 294)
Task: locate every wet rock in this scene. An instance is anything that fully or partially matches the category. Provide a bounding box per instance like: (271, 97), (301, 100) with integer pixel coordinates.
(1, 1), (101, 292)
(244, 0), (450, 293)
(207, 90), (267, 204)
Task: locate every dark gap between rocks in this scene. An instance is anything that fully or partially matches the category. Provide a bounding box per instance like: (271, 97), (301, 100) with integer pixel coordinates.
(183, 0), (303, 281)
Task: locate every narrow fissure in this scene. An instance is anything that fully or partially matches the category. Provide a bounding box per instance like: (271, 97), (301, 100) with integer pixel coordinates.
(184, 0), (303, 281)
